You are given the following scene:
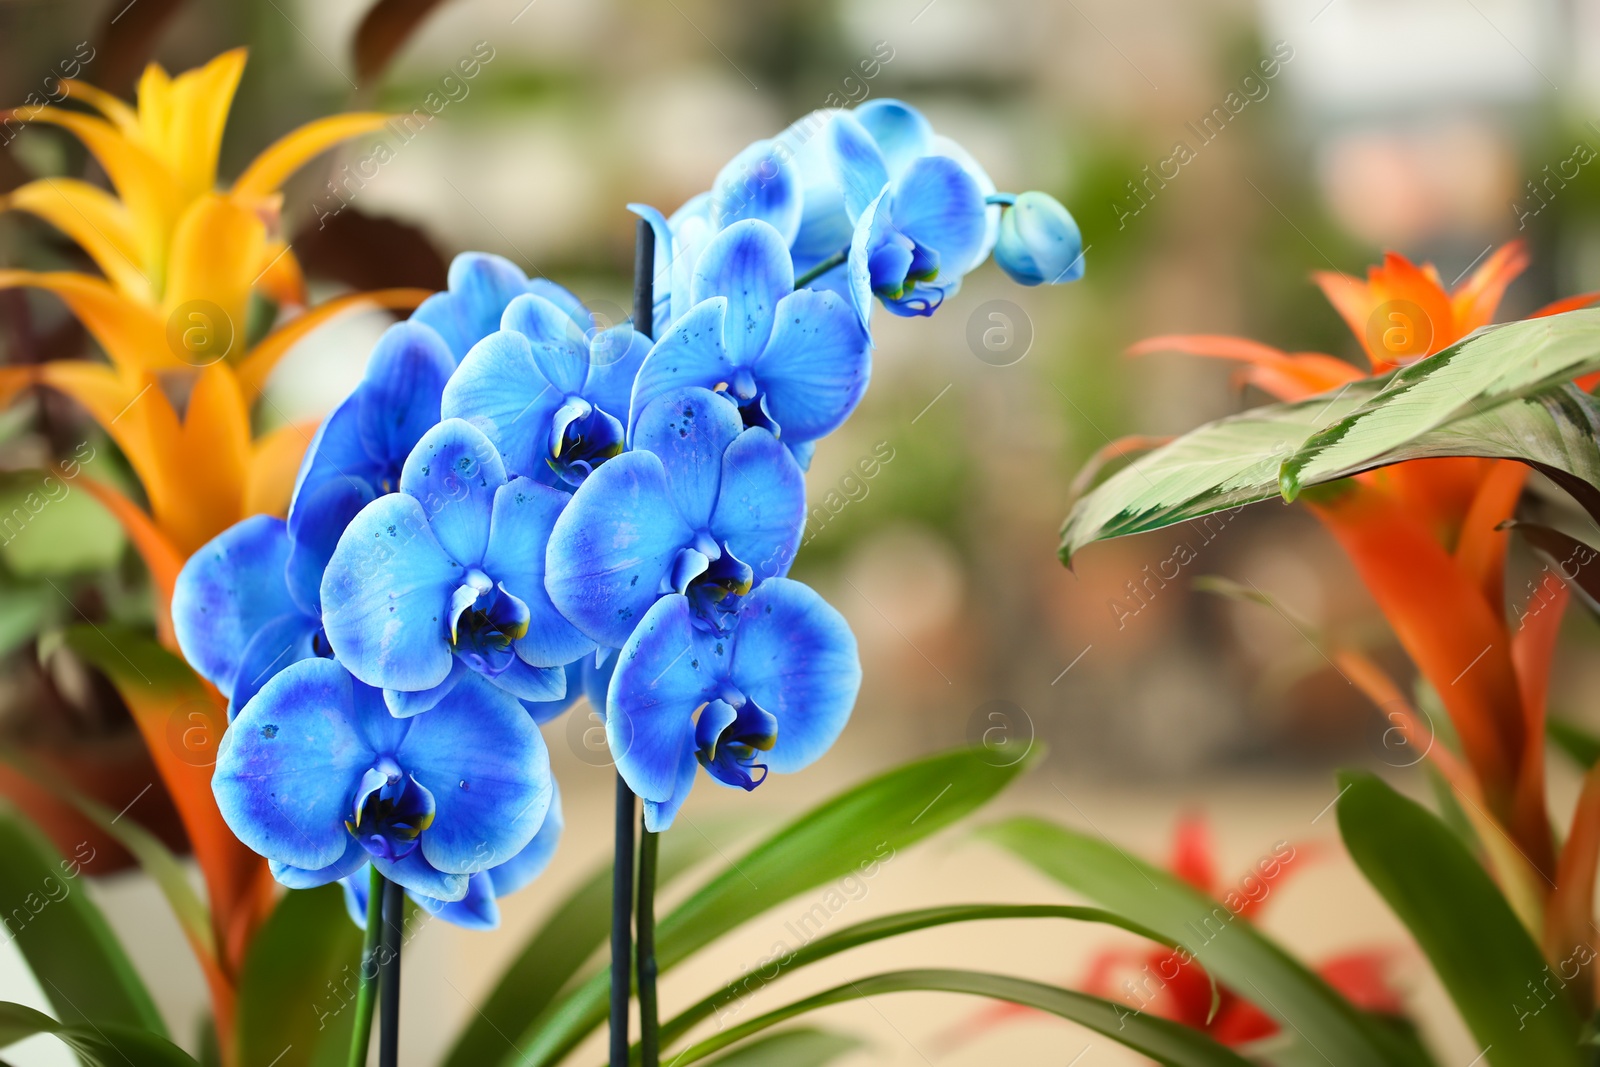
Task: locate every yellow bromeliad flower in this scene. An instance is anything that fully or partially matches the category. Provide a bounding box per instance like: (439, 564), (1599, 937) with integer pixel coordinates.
(0, 48), (428, 635)
(0, 54), (434, 1045)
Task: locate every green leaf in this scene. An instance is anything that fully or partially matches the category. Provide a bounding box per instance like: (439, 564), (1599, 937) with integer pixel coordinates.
(235, 885), (361, 1067)
(1061, 377), (1600, 559)
(0, 473), (125, 577)
(61, 622), (196, 692)
(1549, 718), (1600, 770)
(1282, 310), (1600, 499)
(505, 746), (1038, 1067)
(700, 1027), (862, 1066)
(0, 806), (166, 1038)
(442, 817), (725, 1067)
(1337, 771), (1584, 1066)
(0, 1001), (195, 1066)
(0, 583), (49, 660)
(665, 969), (1252, 1067)
(0, 754), (214, 963)
(1060, 378), (1381, 559)
(980, 816), (1423, 1066)
(659, 903), (1203, 1048)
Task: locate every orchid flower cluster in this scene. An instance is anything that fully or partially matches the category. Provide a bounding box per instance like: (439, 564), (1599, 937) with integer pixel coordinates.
(172, 99), (1083, 928)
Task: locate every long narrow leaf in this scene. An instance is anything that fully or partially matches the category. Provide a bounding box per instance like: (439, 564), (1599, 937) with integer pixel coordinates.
(0, 1001), (196, 1066)
(235, 884), (361, 1067)
(1549, 719), (1600, 769)
(442, 816), (724, 1067)
(1337, 771), (1584, 1066)
(981, 816), (1423, 1066)
(700, 1027), (861, 1066)
(505, 746), (1038, 1067)
(0, 754), (214, 963)
(664, 969), (1252, 1067)
(657, 903), (1204, 1048)
(0, 807), (166, 1037)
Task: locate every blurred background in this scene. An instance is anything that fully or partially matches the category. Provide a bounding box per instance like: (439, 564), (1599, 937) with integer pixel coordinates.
(1, 0), (1598, 1062)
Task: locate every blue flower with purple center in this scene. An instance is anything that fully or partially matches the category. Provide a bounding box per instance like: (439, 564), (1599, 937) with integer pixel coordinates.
(213, 659), (553, 900)
(320, 418), (593, 716)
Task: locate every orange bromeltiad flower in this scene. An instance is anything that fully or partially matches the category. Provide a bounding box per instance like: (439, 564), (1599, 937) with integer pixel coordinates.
(939, 817), (1403, 1053)
(0, 51), (431, 1057)
(0, 50), (429, 630)
(1131, 242), (1600, 937)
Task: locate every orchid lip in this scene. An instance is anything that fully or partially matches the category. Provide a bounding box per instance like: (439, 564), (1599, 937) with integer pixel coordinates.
(449, 575), (530, 676)
(346, 760), (436, 862)
(694, 697), (778, 791)
(546, 400), (624, 487)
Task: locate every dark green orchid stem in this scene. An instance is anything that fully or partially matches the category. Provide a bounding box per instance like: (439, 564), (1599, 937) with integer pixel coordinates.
(611, 214), (655, 1067)
(611, 773), (637, 1067)
(636, 823), (661, 1067)
(346, 865), (384, 1067)
(378, 877), (403, 1067)
(795, 248), (848, 288)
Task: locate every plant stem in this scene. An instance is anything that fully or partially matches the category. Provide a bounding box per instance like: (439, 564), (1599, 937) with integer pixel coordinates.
(637, 824), (661, 1067)
(346, 865), (384, 1067)
(609, 213), (655, 1067)
(378, 877), (403, 1067)
(795, 248), (848, 289)
(611, 771), (637, 1067)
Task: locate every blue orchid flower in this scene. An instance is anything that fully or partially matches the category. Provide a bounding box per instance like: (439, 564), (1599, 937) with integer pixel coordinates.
(545, 386), (805, 650)
(214, 658), (553, 901)
(828, 100), (994, 322)
(412, 251), (590, 363)
(342, 786), (563, 931)
(173, 321), (455, 715)
(441, 292), (651, 489)
(631, 138), (802, 335)
(627, 219), (870, 463)
(320, 418), (594, 717)
(608, 577), (859, 831)
(993, 191), (1085, 286)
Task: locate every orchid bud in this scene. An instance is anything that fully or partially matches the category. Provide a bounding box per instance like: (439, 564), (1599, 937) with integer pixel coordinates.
(994, 191), (1084, 286)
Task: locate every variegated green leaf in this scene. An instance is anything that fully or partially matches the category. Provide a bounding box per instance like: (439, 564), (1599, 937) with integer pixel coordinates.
(1062, 380), (1600, 560)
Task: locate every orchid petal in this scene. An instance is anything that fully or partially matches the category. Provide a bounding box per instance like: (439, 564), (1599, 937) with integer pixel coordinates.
(546, 450), (695, 649)
(441, 329), (562, 479)
(627, 298), (735, 436)
(854, 99), (933, 179)
(411, 252), (532, 361)
(632, 387), (743, 531)
(707, 427), (806, 586)
(321, 493), (460, 693)
(485, 478), (596, 668)
(690, 220), (792, 367)
(173, 515), (299, 696)
(755, 288), (872, 442)
(711, 139), (802, 245)
(608, 595), (721, 819)
(404, 671), (552, 876)
(729, 579), (860, 773)
(399, 419), (506, 565)
(828, 112), (892, 222)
